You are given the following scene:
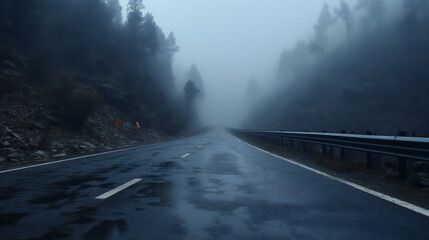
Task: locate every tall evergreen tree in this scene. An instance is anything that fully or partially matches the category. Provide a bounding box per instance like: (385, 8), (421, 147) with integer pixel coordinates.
(335, 0), (353, 50)
(314, 3), (335, 53)
(355, 0), (385, 30)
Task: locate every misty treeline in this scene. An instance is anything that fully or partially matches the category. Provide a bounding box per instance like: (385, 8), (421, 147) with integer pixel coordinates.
(0, 0), (202, 133)
(247, 0), (429, 136)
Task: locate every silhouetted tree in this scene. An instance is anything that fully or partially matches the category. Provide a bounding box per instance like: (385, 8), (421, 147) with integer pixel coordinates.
(277, 40), (313, 84)
(127, 0), (145, 60)
(335, 0), (353, 50)
(188, 65), (205, 99)
(105, 0), (123, 26)
(314, 3), (335, 53)
(183, 80), (200, 124)
(246, 77), (260, 104)
(355, 0), (385, 30)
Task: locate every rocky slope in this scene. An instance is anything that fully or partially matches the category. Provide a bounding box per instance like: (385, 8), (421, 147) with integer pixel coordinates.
(0, 88), (192, 166)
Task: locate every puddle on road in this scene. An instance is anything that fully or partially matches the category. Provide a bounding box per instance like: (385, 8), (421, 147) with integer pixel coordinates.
(28, 190), (83, 205)
(0, 212), (28, 226)
(208, 153), (240, 175)
(151, 151), (160, 157)
(158, 161), (176, 168)
(133, 181), (173, 206)
(62, 206), (98, 224)
(24, 227), (71, 240)
(176, 201), (218, 239)
(82, 219), (127, 240)
(0, 185), (22, 201)
(51, 174), (107, 188)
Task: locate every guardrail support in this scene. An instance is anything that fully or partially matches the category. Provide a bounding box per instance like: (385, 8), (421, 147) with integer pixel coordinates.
(399, 157), (408, 180)
(340, 148), (346, 161)
(322, 145), (327, 155)
(399, 158), (415, 181)
(231, 129), (429, 182)
(366, 152), (373, 169)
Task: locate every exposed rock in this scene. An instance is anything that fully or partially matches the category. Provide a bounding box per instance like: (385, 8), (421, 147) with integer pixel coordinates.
(413, 173), (429, 188)
(0, 156), (5, 162)
(45, 115), (61, 124)
(4, 60), (18, 69)
(2, 69), (20, 77)
(81, 141), (96, 150)
(20, 143), (30, 150)
(6, 152), (19, 158)
(28, 138), (39, 148)
(414, 161), (429, 173)
(35, 150), (47, 157)
(53, 153), (66, 158)
(29, 120), (45, 130)
(0, 90), (181, 166)
(8, 158), (19, 163)
(5, 126), (23, 140)
(51, 141), (64, 150)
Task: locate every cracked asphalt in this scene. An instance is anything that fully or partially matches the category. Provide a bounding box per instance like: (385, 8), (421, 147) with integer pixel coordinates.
(0, 130), (428, 239)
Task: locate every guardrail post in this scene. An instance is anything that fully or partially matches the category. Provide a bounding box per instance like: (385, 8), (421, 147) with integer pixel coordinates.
(398, 157), (408, 180)
(322, 145), (327, 155)
(366, 152), (373, 169)
(340, 148), (346, 161)
(398, 157), (415, 181)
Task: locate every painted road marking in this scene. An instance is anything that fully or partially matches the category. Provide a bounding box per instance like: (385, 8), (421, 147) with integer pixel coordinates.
(197, 146), (203, 149)
(0, 132), (206, 175)
(234, 136), (429, 218)
(95, 178), (142, 200)
(181, 153), (190, 158)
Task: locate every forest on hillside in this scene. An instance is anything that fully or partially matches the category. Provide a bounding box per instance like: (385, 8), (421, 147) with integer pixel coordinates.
(246, 0), (429, 136)
(0, 0), (203, 134)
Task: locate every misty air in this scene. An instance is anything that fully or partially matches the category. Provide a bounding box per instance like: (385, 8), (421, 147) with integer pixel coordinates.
(1, 0), (429, 239)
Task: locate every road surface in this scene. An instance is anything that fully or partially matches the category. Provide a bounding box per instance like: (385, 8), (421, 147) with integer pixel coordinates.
(1, 130), (428, 239)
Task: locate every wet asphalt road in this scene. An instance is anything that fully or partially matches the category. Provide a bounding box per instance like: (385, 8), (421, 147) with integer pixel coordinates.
(0, 130), (429, 240)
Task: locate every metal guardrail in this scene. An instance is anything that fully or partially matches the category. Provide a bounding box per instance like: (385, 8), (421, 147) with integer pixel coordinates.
(231, 129), (429, 180)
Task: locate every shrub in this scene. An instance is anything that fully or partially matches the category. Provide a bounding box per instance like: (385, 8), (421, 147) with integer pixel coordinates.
(48, 79), (101, 131)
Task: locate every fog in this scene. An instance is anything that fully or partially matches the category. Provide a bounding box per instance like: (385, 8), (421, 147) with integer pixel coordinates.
(117, 0), (408, 128)
(115, 1), (339, 126)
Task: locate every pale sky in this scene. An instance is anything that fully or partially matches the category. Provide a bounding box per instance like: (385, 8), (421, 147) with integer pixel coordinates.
(118, 0), (400, 127)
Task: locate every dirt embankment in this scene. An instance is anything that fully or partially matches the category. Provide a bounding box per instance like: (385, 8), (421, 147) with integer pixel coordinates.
(0, 90), (199, 168)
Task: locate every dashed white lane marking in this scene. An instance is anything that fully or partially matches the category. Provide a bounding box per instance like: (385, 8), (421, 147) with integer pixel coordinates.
(95, 178), (142, 200)
(181, 153), (190, 158)
(233, 136), (429, 218)
(197, 146), (203, 149)
(0, 132), (207, 175)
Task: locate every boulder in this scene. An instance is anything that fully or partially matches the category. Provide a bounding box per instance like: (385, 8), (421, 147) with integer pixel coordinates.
(81, 141), (96, 150)
(53, 153), (66, 158)
(35, 150), (47, 157)
(5, 126), (23, 140)
(414, 161), (429, 173)
(413, 173), (429, 188)
(29, 120), (45, 130)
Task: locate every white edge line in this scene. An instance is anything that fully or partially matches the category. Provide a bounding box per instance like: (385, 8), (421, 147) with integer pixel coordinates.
(181, 153), (190, 158)
(95, 178), (142, 200)
(233, 135), (429, 218)
(0, 132), (205, 174)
